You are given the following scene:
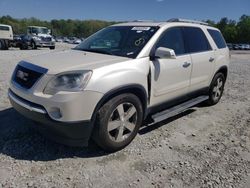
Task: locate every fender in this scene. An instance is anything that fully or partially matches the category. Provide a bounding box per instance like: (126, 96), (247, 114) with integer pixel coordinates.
(90, 84), (148, 121)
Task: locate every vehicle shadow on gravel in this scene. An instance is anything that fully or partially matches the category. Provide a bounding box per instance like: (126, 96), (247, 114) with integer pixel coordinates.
(139, 109), (196, 135)
(0, 108), (107, 161)
(0, 107), (197, 162)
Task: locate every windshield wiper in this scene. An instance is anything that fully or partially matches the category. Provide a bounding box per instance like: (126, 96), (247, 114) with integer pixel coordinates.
(77, 48), (113, 55)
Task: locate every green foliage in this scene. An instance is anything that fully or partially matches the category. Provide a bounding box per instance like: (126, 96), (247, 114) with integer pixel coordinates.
(205, 15), (250, 43)
(0, 15), (116, 38)
(0, 15), (250, 43)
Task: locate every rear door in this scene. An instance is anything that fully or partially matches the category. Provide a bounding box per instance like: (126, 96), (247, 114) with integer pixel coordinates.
(150, 27), (192, 106)
(183, 27), (215, 92)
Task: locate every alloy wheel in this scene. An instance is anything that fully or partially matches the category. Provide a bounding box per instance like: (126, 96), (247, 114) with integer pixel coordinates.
(107, 102), (137, 142)
(212, 77), (223, 101)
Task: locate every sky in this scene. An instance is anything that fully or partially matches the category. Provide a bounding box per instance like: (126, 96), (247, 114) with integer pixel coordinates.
(0, 0), (249, 22)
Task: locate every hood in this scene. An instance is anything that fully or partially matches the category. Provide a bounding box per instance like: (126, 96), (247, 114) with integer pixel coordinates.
(37, 33), (52, 38)
(23, 49), (130, 74)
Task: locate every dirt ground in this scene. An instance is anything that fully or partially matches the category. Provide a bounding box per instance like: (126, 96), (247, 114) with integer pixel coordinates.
(0, 44), (249, 188)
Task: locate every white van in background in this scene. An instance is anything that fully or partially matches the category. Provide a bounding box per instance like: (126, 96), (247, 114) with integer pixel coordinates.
(0, 24), (13, 50)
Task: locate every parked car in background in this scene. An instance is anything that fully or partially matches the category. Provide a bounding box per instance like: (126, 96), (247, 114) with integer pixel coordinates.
(245, 44), (250, 50)
(0, 24), (13, 50)
(227, 43), (233, 50)
(238, 44), (245, 50)
(55, 36), (63, 42)
(73, 38), (82, 44)
(67, 37), (77, 44)
(63, 37), (70, 43)
(27, 26), (55, 49)
(14, 34), (34, 50)
(9, 35), (21, 48)
(233, 44), (240, 50)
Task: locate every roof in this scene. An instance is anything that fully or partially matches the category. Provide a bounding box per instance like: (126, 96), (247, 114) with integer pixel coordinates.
(0, 24), (12, 27)
(113, 22), (165, 27)
(113, 18), (215, 29)
(28, 26), (48, 28)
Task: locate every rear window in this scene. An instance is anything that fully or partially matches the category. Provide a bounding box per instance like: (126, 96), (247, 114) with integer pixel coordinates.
(183, 27), (211, 53)
(207, 29), (227, 49)
(0, 26), (10, 31)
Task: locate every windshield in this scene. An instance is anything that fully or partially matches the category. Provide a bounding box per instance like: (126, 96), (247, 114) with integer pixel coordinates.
(29, 27), (49, 35)
(75, 26), (159, 58)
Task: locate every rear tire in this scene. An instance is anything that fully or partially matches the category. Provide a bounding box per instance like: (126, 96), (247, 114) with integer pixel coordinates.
(206, 72), (225, 105)
(92, 93), (143, 152)
(0, 40), (8, 50)
(4, 40), (9, 50)
(0, 40), (3, 50)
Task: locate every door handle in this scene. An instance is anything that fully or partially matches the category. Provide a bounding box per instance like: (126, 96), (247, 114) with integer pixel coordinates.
(182, 62), (191, 68)
(209, 57), (215, 62)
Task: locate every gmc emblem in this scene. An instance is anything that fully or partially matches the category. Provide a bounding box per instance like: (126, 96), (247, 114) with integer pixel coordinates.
(16, 70), (29, 81)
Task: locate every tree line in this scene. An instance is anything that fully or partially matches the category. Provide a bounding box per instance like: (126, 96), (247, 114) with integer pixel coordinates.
(0, 15), (249, 43)
(204, 15), (250, 43)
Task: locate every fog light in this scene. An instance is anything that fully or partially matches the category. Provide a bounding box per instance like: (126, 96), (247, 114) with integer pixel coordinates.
(49, 107), (62, 119)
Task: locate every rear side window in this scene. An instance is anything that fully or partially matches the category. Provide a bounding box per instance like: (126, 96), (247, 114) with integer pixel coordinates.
(183, 27), (211, 53)
(156, 27), (186, 55)
(0, 26), (10, 31)
(207, 29), (226, 49)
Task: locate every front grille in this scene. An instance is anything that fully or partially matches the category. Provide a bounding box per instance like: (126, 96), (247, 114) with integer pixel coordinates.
(41, 37), (52, 42)
(13, 64), (44, 89)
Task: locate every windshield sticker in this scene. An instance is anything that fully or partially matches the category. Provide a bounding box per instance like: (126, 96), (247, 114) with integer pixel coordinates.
(132, 27), (151, 31)
(135, 38), (145, 46)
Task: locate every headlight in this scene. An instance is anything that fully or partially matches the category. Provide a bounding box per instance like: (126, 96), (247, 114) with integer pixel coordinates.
(44, 71), (92, 95)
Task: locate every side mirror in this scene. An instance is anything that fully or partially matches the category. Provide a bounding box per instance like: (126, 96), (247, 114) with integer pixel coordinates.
(154, 47), (176, 59)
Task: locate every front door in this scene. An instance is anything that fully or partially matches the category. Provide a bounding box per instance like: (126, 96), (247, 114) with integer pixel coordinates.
(150, 27), (192, 106)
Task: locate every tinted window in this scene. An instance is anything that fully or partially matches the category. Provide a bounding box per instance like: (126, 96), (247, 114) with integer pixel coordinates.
(184, 27), (211, 53)
(0, 26), (10, 31)
(208, 29), (226, 49)
(156, 27), (186, 55)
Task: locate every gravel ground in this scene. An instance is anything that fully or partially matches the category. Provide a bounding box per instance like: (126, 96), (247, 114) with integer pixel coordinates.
(0, 45), (249, 188)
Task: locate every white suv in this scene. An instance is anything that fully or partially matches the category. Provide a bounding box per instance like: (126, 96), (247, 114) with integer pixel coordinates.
(8, 19), (230, 151)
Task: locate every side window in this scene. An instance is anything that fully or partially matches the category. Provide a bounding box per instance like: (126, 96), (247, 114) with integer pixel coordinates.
(184, 27), (211, 53)
(207, 29), (227, 49)
(0, 26), (10, 31)
(156, 27), (186, 56)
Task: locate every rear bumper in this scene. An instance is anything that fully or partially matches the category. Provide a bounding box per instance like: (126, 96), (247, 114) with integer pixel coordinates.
(8, 89), (93, 147)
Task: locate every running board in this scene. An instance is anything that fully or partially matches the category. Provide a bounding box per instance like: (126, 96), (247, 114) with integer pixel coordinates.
(151, 95), (209, 124)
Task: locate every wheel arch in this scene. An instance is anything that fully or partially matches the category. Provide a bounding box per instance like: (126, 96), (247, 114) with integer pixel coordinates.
(91, 84), (148, 121)
(215, 65), (228, 81)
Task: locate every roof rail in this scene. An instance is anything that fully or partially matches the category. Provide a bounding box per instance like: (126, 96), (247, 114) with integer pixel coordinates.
(167, 18), (209, 26)
(132, 20), (154, 22)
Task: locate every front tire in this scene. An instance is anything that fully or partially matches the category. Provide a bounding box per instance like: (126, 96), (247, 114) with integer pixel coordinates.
(31, 41), (37, 49)
(49, 46), (55, 50)
(93, 93), (143, 152)
(20, 43), (28, 50)
(206, 72), (225, 105)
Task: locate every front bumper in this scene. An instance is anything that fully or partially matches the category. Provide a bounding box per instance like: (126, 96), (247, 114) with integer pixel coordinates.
(35, 41), (55, 47)
(8, 89), (93, 146)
